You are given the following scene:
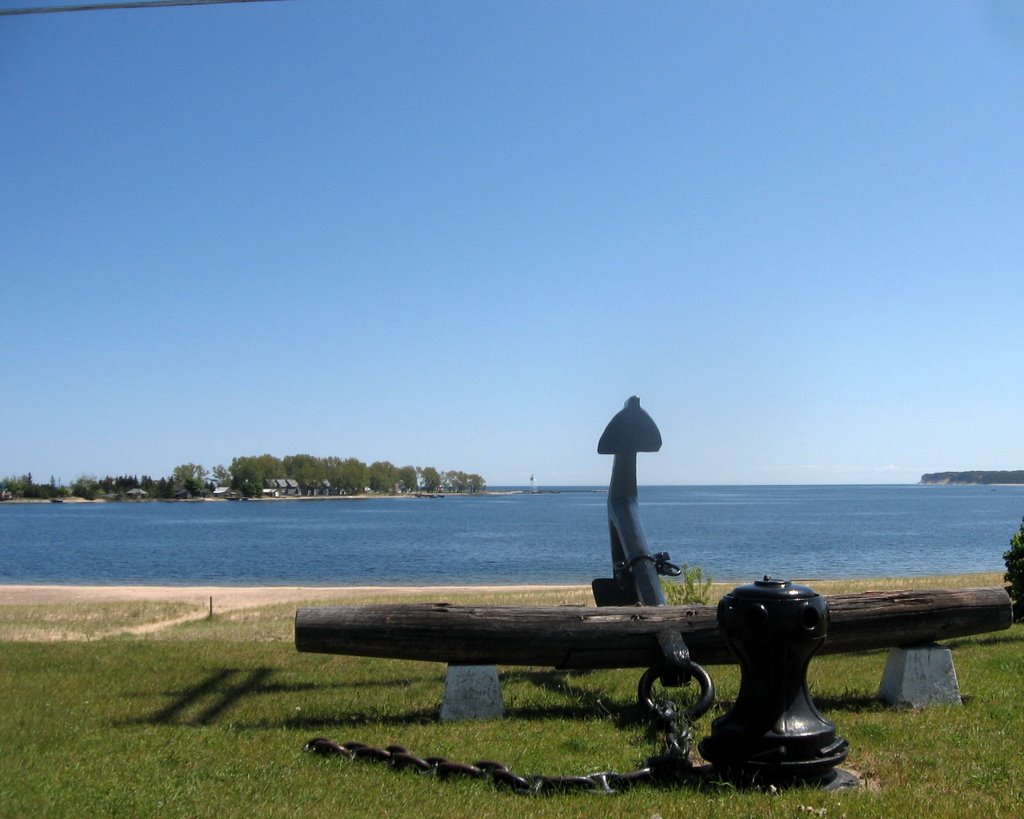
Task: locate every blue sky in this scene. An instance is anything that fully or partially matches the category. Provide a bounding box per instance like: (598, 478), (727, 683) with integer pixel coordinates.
(2, 0), (1023, 486)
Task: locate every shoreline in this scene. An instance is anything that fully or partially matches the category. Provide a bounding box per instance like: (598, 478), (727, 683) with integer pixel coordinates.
(0, 572), (1005, 610)
(0, 583), (588, 610)
(0, 494), (468, 504)
(0, 491), (534, 505)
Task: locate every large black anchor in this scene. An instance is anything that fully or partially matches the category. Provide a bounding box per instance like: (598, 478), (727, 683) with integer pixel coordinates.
(592, 396), (714, 769)
(592, 395), (682, 607)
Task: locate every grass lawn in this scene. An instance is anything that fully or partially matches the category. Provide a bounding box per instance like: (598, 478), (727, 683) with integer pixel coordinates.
(1, 575), (1021, 818)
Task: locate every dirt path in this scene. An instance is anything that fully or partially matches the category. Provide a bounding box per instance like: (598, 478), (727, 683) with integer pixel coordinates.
(102, 609), (214, 637)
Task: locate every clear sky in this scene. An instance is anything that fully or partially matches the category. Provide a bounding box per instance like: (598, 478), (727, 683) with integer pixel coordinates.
(2, 0), (1023, 487)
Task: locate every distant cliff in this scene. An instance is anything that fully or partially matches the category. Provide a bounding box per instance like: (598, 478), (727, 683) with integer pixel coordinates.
(920, 470), (1024, 485)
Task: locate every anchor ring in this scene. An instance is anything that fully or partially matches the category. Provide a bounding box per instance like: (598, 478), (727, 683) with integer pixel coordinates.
(638, 661), (715, 723)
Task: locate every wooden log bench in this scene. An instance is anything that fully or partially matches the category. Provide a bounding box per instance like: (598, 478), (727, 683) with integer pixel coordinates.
(296, 587), (1012, 707)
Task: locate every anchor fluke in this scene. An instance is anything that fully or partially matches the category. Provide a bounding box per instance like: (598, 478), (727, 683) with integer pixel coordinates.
(597, 396), (662, 455)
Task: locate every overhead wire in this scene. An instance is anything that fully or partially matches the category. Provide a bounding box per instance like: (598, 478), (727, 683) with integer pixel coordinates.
(0, 0), (286, 16)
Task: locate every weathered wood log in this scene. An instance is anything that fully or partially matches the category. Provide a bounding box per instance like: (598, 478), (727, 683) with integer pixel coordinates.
(295, 587), (1012, 669)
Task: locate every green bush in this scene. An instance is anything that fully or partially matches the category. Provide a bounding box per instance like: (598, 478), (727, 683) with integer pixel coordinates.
(1004, 515), (1024, 621)
(661, 563), (714, 605)
(70, 476), (99, 500)
(21, 483), (61, 500)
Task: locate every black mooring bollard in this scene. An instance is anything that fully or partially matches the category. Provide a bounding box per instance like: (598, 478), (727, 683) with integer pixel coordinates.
(699, 577), (850, 787)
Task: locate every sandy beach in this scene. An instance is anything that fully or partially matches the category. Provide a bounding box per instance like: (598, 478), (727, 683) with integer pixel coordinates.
(0, 583), (586, 611)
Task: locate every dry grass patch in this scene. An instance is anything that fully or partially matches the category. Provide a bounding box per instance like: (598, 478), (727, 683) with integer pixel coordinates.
(0, 601), (202, 641)
(791, 571), (1005, 596)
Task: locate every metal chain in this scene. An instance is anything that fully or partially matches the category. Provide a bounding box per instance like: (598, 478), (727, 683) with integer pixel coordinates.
(618, 551), (683, 578)
(305, 738), (661, 794)
(305, 660), (715, 796)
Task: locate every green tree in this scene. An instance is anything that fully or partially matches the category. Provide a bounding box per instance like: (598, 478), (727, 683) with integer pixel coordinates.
(211, 465), (232, 487)
(171, 463), (208, 497)
(230, 454), (284, 497)
(395, 465), (419, 494)
(419, 466), (442, 492)
(335, 458), (367, 496)
(367, 461), (396, 494)
(1004, 516), (1024, 621)
(172, 463), (207, 484)
(111, 475), (140, 495)
(151, 477), (175, 499)
(437, 470), (484, 493)
(319, 456), (342, 495)
(71, 475), (99, 500)
(22, 482), (59, 499)
(282, 454), (325, 493)
(2, 475), (29, 496)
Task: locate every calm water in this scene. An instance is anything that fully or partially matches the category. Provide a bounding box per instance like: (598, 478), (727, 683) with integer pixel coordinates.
(1, 485), (1022, 586)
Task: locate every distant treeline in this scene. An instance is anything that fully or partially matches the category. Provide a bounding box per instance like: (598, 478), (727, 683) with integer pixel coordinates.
(1, 456), (486, 500)
(920, 471), (1024, 485)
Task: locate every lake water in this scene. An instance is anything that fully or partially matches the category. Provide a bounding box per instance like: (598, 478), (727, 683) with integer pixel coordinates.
(1, 485), (1022, 586)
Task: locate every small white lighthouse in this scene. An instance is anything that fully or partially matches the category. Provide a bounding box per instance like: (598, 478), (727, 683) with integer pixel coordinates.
(530, 473), (537, 493)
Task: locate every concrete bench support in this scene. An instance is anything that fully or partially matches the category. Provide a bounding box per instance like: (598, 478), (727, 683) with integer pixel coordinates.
(439, 664), (505, 721)
(878, 643), (961, 707)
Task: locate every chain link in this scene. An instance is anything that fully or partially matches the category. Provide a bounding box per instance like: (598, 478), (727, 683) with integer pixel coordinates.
(305, 737), (675, 795)
(305, 660), (714, 796)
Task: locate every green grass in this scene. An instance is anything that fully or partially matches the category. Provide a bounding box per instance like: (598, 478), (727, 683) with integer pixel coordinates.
(1, 575), (1021, 818)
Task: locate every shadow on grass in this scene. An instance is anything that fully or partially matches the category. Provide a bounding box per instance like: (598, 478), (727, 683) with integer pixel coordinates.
(128, 663), (894, 733)
(228, 667), (650, 731)
(130, 663), (442, 726)
(505, 669), (620, 706)
(947, 630), (1024, 649)
(130, 665), (444, 729)
(813, 693), (889, 713)
(136, 667), (278, 726)
(273, 669), (632, 731)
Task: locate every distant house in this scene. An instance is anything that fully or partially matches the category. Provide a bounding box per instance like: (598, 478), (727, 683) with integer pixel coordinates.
(264, 478), (300, 497)
(125, 488), (148, 500)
